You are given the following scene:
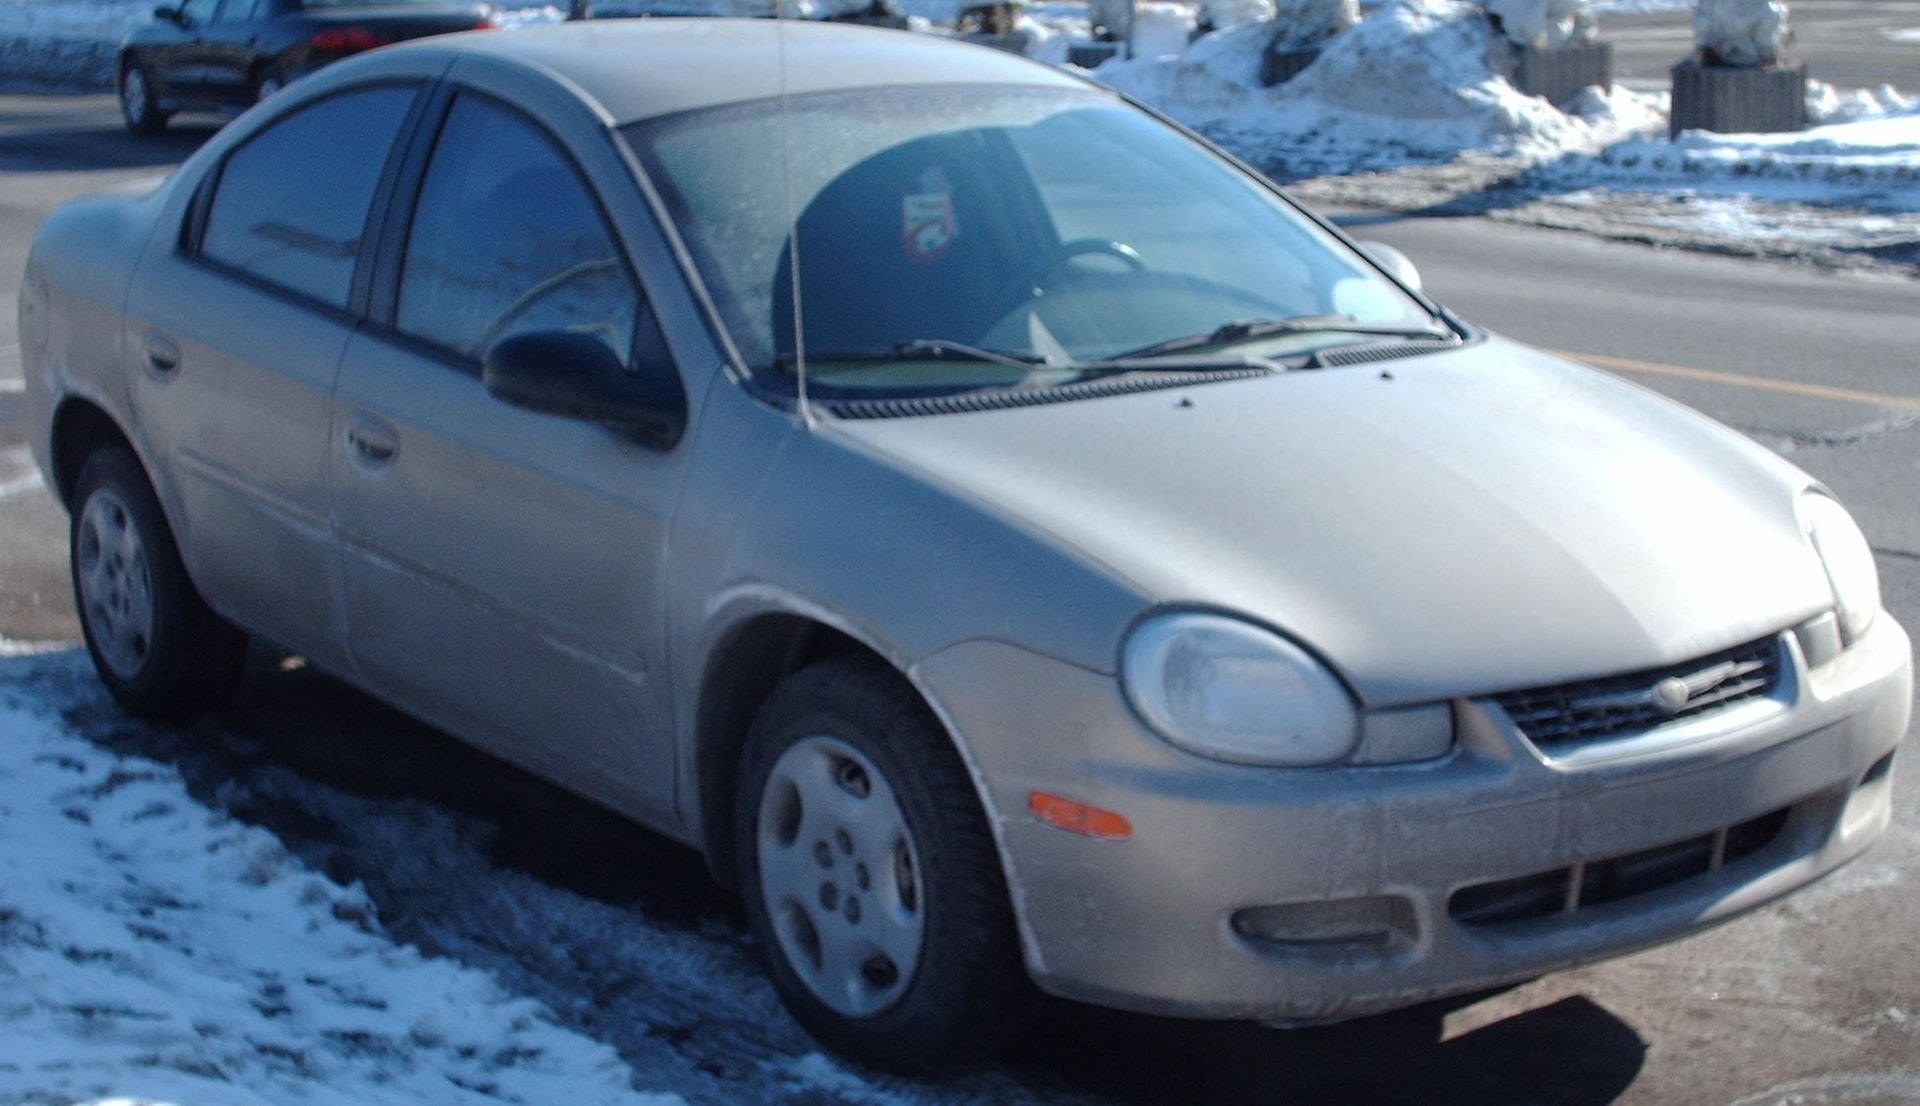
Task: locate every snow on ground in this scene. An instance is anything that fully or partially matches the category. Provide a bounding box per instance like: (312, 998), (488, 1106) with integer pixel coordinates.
(1085, 0), (1916, 269)
(1534, 90), (1920, 212)
(1093, 0), (1665, 174)
(0, 653), (685, 1106)
(0, 646), (1093, 1106)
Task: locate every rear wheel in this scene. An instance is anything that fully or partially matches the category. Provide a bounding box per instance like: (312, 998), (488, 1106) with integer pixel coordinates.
(254, 65), (285, 104)
(736, 655), (1026, 1072)
(71, 446), (246, 720)
(118, 59), (170, 134)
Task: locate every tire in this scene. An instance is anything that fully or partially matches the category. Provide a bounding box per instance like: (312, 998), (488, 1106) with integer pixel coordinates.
(70, 445), (246, 721)
(735, 655), (1026, 1072)
(253, 66), (285, 105)
(119, 59), (171, 134)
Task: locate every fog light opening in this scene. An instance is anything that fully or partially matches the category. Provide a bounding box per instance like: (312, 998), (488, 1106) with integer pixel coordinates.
(1231, 896), (1416, 953)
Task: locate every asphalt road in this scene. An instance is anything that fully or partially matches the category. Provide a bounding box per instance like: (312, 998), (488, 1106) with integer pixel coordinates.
(1, 95), (1917, 1105)
(1603, 0), (1920, 92)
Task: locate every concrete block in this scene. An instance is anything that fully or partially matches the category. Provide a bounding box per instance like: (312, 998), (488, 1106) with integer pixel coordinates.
(1260, 43), (1320, 86)
(1669, 58), (1806, 137)
(1511, 40), (1613, 107)
(1068, 41), (1122, 67)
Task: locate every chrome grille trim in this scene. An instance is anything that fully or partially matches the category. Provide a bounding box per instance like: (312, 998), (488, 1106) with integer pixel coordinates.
(1493, 636), (1785, 752)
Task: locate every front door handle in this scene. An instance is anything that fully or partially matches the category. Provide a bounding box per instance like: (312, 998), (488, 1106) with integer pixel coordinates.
(344, 414), (398, 467)
(143, 332), (181, 376)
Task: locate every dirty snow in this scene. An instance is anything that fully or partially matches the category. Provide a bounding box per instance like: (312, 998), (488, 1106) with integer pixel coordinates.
(1086, 0), (1915, 269)
(0, 673), (686, 1106)
(1092, 0), (1664, 173)
(0, 647), (1095, 1106)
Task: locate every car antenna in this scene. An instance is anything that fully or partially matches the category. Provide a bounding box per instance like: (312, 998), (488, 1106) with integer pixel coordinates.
(774, 1), (815, 430)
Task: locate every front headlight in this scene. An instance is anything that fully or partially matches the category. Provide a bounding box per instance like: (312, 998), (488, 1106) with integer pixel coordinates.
(1799, 492), (1880, 644)
(1121, 612), (1358, 767)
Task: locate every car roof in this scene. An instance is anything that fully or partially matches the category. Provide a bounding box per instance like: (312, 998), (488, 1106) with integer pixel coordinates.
(389, 18), (1095, 125)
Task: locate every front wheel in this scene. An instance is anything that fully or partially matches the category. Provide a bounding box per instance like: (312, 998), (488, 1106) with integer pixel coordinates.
(118, 60), (170, 134)
(71, 446), (246, 720)
(736, 655), (1026, 1072)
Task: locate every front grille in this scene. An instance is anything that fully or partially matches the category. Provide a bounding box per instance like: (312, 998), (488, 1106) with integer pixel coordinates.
(1494, 636), (1783, 751)
(1449, 806), (1792, 928)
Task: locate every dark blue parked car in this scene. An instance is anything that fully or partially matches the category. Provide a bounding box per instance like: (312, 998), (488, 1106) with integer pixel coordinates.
(118, 0), (496, 132)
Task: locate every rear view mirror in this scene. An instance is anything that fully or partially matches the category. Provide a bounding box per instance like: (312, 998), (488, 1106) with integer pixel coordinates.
(152, 4), (184, 22)
(483, 330), (686, 447)
(1358, 241), (1423, 293)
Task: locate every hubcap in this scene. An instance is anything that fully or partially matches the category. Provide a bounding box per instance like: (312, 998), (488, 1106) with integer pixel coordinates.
(122, 68), (148, 122)
(76, 488), (155, 680)
(757, 735), (925, 1017)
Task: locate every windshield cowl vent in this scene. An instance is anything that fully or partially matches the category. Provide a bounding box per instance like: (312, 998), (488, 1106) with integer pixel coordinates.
(820, 366), (1272, 420)
(1311, 339), (1459, 370)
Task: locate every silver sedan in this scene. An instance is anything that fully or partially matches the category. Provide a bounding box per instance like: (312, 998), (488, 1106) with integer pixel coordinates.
(20, 18), (1911, 1072)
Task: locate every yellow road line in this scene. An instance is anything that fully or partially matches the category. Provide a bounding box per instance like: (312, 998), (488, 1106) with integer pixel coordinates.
(1557, 349), (1920, 414)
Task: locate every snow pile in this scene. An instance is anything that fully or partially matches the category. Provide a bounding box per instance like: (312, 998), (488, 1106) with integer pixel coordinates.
(1692, 0), (1788, 67)
(1196, 0), (1275, 34)
(1094, 0), (1660, 173)
(1483, 0), (1595, 48)
(1807, 79), (1918, 125)
(0, 691), (683, 1106)
(0, 0), (145, 89)
(1538, 88), (1920, 209)
(1027, 0), (1195, 66)
(1268, 0), (1358, 49)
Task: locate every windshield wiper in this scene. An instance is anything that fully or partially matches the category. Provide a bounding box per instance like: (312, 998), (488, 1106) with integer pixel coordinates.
(775, 339), (1052, 371)
(1064, 353), (1289, 380)
(1116, 314), (1454, 360)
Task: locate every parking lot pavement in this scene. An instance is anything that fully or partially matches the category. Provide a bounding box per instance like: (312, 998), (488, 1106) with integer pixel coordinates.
(1602, 0), (1920, 91)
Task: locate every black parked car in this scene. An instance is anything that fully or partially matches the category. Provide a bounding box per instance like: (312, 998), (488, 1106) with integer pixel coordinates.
(118, 0), (498, 133)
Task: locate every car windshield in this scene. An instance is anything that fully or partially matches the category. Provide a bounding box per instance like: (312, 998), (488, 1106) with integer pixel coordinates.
(623, 84), (1442, 397)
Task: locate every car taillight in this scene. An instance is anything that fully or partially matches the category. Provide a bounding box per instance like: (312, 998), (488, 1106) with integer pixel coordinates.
(310, 26), (385, 53)
(471, 16), (499, 29)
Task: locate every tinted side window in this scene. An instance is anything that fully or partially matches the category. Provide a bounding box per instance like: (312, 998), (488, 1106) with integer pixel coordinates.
(215, 0), (264, 22)
(397, 95), (637, 362)
(200, 86), (415, 309)
(180, 0), (220, 24)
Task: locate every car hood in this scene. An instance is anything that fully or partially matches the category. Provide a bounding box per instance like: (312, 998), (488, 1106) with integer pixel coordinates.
(827, 337), (1834, 704)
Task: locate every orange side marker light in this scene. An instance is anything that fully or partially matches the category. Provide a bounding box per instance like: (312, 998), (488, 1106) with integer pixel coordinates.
(1028, 792), (1132, 841)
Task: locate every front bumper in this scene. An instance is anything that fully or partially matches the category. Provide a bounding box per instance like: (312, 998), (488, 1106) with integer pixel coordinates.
(913, 614), (1911, 1022)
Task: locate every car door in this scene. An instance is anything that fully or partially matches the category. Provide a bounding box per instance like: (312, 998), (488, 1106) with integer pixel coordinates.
(125, 81), (425, 674)
(330, 88), (685, 817)
(200, 0), (268, 106)
(144, 0), (222, 102)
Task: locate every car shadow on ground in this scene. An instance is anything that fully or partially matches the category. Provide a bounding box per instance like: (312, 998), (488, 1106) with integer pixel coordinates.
(0, 112), (218, 173)
(11, 649), (1647, 1103)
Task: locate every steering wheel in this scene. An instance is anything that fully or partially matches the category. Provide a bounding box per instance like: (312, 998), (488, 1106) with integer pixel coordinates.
(1039, 237), (1147, 285)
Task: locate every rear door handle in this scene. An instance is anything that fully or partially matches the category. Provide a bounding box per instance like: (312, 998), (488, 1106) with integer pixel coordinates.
(143, 333), (181, 376)
(344, 414), (398, 467)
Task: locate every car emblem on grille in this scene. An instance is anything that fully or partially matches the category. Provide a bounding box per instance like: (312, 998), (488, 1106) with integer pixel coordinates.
(1651, 676), (1694, 715)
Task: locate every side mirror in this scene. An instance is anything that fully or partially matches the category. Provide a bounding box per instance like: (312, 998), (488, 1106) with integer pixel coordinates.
(1358, 241), (1422, 293)
(483, 330), (686, 447)
(153, 4), (184, 22)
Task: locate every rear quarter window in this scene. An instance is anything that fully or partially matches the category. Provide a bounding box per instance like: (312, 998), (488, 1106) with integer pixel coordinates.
(198, 85), (416, 310)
